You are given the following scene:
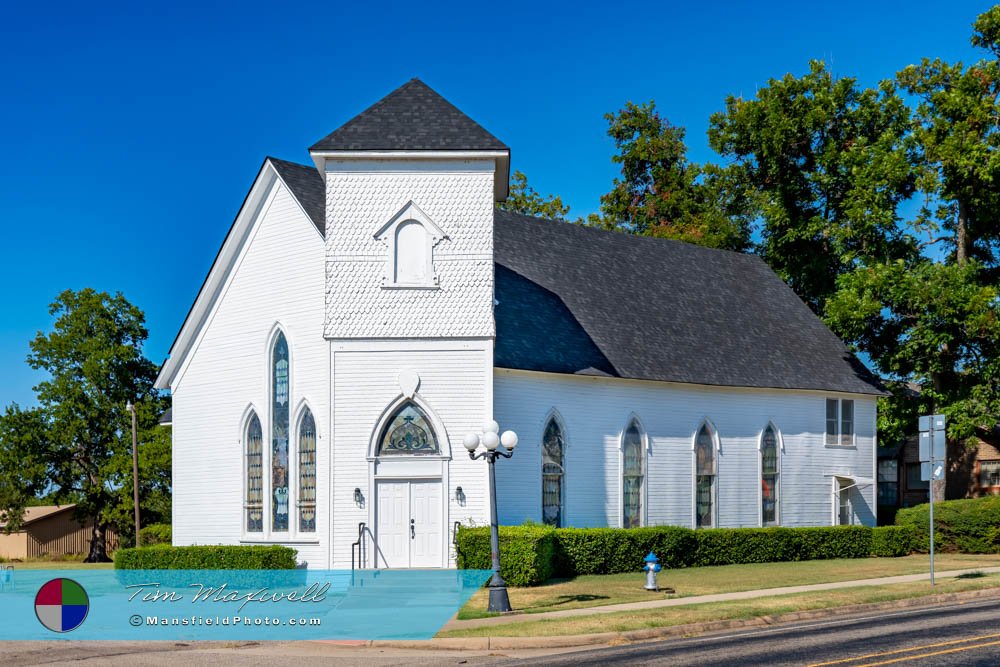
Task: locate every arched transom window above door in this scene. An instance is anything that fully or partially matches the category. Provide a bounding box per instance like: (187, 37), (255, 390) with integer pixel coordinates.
(374, 201), (447, 288)
(377, 401), (440, 455)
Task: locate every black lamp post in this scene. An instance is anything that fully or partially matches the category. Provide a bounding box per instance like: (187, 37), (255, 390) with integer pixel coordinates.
(464, 421), (518, 613)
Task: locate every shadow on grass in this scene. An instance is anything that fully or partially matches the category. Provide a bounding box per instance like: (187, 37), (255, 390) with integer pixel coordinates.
(957, 571), (986, 579)
(524, 594), (612, 610)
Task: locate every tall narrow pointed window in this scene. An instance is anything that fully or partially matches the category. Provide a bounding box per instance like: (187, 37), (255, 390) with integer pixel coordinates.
(377, 401), (439, 455)
(542, 418), (565, 527)
(761, 425), (779, 526)
(271, 332), (290, 532)
(622, 421), (644, 528)
(695, 423), (717, 529)
(298, 409), (317, 533)
(245, 412), (263, 533)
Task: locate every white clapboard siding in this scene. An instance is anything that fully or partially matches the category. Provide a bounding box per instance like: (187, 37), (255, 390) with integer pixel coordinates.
(171, 180), (329, 567)
(323, 159), (498, 568)
(494, 369), (877, 529)
(330, 344), (491, 568)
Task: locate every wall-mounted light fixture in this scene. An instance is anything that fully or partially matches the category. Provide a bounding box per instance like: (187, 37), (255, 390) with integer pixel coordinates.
(353, 487), (364, 507)
(455, 486), (466, 506)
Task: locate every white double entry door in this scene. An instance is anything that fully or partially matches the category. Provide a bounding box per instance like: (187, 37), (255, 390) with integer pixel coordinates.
(375, 479), (443, 568)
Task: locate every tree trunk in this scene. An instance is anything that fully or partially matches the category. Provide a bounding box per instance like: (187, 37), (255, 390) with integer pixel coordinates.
(84, 521), (111, 563)
(956, 199), (970, 265)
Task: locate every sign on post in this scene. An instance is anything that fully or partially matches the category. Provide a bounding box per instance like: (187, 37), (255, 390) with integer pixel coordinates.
(918, 414), (946, 586)
(920, 461), (945, 482)
(918, 431), (946, 462)
(918, 414), (947, 433)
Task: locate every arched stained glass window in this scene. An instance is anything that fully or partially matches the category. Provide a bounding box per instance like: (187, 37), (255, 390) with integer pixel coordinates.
(762, 425), (779, 526)
(378, 402), (439, 455)
(298, 410), (317, 533)
(695, 423), (716, 529)
(245, 412), (263, 533)
(272, 332), (290, 532)
(622, 421), (644, 528)
(542, 418), (565, 527)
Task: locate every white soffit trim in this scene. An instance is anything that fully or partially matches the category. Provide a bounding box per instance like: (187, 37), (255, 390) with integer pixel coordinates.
(154, 161), (281, 390)
(309, 149), (510, 201)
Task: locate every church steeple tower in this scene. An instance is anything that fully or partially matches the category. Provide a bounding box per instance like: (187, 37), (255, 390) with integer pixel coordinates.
(311, 79), (509, 340)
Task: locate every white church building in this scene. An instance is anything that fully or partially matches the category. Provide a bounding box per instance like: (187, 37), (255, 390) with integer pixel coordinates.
(155, 79), (884, 569)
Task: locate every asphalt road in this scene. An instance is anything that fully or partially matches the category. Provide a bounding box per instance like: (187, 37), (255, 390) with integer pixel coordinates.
(508, 597), (1000, 667)
(3, 598), (1000, 665)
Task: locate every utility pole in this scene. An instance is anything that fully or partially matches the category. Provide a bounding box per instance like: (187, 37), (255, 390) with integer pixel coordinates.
(127, 401), (141, 545)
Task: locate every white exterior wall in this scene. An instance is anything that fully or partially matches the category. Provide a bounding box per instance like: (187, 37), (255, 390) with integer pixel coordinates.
(323, 159), (497, 568)
(171, 181), (330, 566)
(329, 343), (491, 567)
(494, 369), (877, 529)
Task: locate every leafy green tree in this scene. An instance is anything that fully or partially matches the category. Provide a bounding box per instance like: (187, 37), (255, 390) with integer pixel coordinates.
(826, 260), (1000, 444)
(107, 422), (172, 548)
(0, 408), (51, 531)
(708, 61), (918, 312)
(897, 7), (1000, 268)
(598, 101), (751, 251)
(500, 170), (571, 219)
(0, 289), (168, 560)
(827, 7), (1000, 450)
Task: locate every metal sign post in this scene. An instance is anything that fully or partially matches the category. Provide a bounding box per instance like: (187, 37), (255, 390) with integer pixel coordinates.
(929, 443), (935, 587)
(918, 414), (946, 586)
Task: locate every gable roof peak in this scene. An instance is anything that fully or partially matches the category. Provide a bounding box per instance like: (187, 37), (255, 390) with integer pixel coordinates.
(309, 78), (509, 153)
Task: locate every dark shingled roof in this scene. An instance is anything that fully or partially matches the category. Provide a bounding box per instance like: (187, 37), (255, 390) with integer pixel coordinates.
(309, 79), (508, 152)
(276, 161), (883, 395)
(493, 210), (884, 395)
(269, 157), (326, 234)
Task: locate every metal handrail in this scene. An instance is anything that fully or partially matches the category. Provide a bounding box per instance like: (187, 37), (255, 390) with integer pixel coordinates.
(351, 521), (366, 571)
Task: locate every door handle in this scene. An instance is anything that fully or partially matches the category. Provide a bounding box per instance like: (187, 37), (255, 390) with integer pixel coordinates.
(410, 518), (415, 538)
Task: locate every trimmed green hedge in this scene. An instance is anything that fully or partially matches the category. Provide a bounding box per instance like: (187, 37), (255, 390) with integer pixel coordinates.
(138, 523), (172, 547)
(872, 525), (917, 557)
(454, 525), (557, 586)
(114, 545), (298, 570)
(557, 526), (696, 574)
(456, 524), (917, 586)
(693, 526), (875, 565)
(896, 495), (1000, 554)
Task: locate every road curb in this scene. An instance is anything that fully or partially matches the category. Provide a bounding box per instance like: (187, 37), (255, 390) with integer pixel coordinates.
(368, 586), (1000, 651)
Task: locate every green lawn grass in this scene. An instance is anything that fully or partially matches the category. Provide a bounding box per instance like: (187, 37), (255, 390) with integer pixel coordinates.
(457, 553), (1000, 619)
(441, 572), (1000, 637)
(3, 561), (114, 570)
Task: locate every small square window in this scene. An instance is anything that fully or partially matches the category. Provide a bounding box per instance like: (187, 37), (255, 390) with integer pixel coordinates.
(980, 461), (1000, 488)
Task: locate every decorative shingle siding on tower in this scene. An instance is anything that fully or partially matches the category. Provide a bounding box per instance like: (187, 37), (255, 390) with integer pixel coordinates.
(323, 166), (496, 339)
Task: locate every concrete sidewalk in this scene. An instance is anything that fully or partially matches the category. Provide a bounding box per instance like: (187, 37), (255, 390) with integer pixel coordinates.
(443, 565), (1000, 631)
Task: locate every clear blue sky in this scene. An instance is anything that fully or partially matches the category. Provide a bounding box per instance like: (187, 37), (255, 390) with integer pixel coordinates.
(0, 1), (993, 408)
